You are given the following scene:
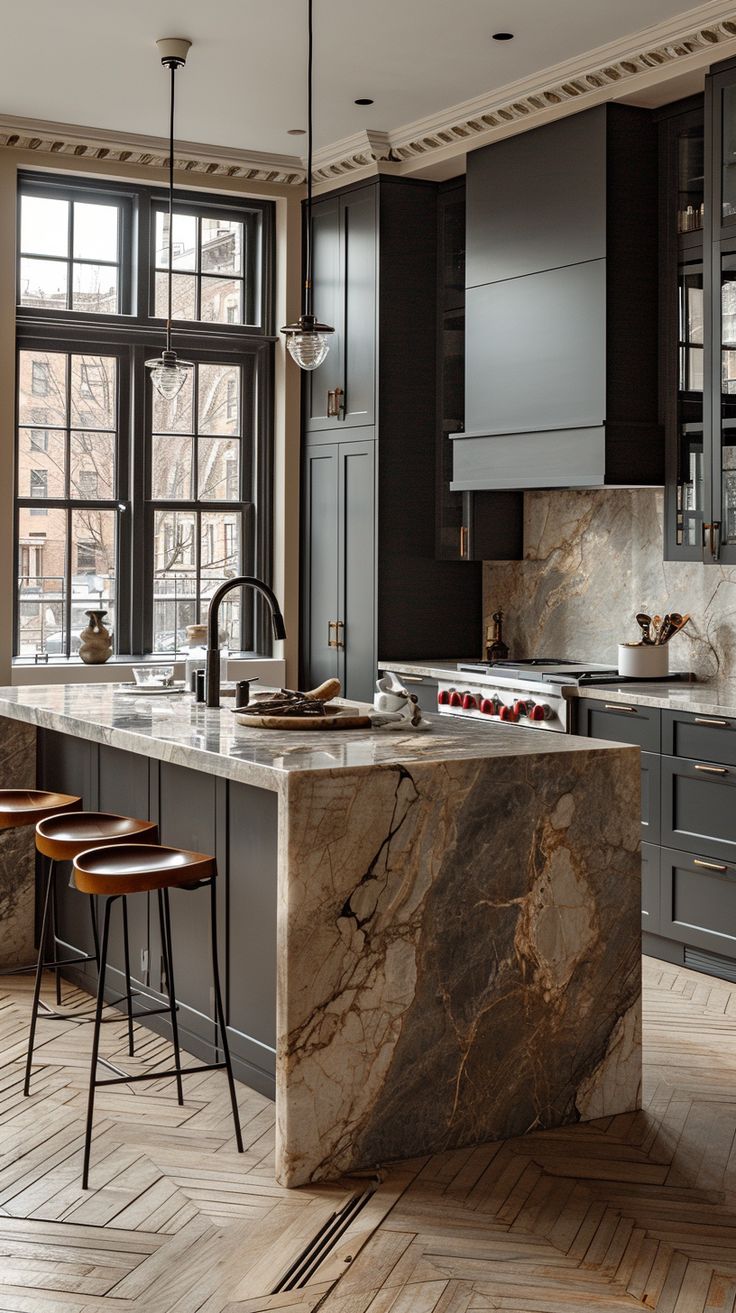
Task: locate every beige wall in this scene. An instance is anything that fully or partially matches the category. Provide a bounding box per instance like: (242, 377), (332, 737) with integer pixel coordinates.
(0, 148), (303, 685)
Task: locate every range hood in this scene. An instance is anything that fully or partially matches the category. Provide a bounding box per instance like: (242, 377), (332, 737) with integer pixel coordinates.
(451, 105), (664, 492)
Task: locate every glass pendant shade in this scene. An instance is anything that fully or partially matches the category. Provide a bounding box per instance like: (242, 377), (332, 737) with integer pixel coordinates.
(281, 314), (334, 371)
(145, 349), (193, 400)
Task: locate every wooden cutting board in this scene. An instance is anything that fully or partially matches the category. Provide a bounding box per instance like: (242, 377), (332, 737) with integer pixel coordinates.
(234, 712), (373, 731)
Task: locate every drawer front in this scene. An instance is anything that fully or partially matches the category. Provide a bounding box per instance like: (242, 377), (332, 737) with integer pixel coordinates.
(641, 841), (661, 935)
(641, 751), (661, 843)
(660, 844), (736, 958)
(663, 708), (736, 767)
(661, 755), (736, 862)
(577, 698), (660, 751)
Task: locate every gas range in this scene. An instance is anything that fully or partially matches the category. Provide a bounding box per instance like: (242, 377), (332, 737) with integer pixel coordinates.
(435, 659), (688, 733)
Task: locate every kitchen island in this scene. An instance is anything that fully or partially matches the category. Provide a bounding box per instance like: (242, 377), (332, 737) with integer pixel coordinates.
(0, 684), (641, 1187)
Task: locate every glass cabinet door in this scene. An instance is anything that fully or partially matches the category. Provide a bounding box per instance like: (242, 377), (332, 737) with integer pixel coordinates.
(677, 120), (704, 236)
(719, 249), (736, 552)
(676, 262), (704, 549)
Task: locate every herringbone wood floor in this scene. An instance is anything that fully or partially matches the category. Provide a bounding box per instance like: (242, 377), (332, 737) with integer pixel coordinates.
(1, 957), (735, 1312)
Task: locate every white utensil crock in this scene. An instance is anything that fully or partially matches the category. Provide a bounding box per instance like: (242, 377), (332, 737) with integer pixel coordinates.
(617, 643), (669, 678)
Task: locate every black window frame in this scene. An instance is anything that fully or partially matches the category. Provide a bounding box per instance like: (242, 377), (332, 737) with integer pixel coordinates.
(14, 171), (276, 661)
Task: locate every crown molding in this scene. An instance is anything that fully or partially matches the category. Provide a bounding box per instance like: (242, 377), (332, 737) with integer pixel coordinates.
(4, 2), (736, 192)
(312, 2), (736, 185)
(0, 114), (305, 186)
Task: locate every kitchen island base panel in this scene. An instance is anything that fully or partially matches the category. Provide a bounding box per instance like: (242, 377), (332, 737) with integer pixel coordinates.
(278, 748), (641, 1186)
(0, 720), (38, 968)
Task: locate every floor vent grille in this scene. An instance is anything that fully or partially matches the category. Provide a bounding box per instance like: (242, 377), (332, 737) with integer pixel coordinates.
(684, 945), (736, 983)
(272, 1187), (376, 1293)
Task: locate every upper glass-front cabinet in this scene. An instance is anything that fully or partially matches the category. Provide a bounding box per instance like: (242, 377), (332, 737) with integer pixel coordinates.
(664, 64), (736, 563)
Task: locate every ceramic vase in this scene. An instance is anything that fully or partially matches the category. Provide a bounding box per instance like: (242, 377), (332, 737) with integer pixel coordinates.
(79, 610), (113, 664)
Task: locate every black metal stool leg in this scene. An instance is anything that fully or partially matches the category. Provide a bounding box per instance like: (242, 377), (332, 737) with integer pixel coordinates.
(121, 897), (135, 1058)
(89, 894), (100, 966)
(24, 858), (55, 1097)
(159, 889), (184, 1105)
(49, 866), (62, 1006)
(209, 878), (242, 1152)
(82, 894), (114, 1191)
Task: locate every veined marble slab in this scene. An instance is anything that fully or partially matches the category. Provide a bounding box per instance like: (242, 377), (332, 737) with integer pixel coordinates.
(0, 684), (619, 794)
(280, 745), (641, 1183)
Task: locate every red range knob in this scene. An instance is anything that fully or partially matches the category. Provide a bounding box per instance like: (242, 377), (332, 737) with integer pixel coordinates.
(449, 690), (463, 707)
(437, 689), (450, 705)
(499, 704), (519, 722)
(462, 693), (477, 710)
(529, 703), (551, 721)
(513, 700), (529, 718)
(480, 697), (496, 715)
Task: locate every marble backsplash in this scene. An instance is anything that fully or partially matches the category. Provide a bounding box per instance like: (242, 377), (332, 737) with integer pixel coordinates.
(484, 489), (736, 680)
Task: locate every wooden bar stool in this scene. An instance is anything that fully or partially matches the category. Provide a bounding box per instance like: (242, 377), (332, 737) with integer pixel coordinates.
(0, 790), (82, 983)
(25, 812), (158, 1098)
(71, 842), (243, 1189)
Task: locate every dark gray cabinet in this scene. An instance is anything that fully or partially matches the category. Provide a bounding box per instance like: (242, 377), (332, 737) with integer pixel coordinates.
(302, 177), (498, 696)
(578, 692), (736, 977)
(303, 435), (376, 702)
(435, 181), (523, 562)
(576, 699), (661, 753)
(36, 729), (277, 1098)
(660, 755), (736, 863)
(660, 844), (736, 958)
(457, 103), (662, 492)
(305, 187), (377, 431)
(642, 842), (661, 935)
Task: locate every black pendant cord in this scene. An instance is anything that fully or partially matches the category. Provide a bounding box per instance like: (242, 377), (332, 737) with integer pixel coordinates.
(167, 61), (176, 353)
(304, 0), (313, 320)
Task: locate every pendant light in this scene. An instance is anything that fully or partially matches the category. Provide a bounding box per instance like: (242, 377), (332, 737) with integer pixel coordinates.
(145, 37), (194, 400)
(280, 0), (334, 370)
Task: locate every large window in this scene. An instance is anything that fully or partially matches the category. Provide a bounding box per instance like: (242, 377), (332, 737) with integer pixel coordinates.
(15, 174), (274, 659)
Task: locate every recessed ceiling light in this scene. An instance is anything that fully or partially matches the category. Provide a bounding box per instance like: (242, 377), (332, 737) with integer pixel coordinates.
(354, 97), (374, 106)
(492, 31), (514, 40)
(287, 128), (306, 135)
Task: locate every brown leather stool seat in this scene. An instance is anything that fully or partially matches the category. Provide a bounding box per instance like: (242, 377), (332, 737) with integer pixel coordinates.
(36, 812), (157, 862)
(72, 843), (216, 896)
(0, 790), (81, 830)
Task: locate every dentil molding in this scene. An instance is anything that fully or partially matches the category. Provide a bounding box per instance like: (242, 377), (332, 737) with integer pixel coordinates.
(3, 3), (736, 189)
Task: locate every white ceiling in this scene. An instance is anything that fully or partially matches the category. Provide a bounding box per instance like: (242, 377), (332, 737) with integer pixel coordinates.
(0, 0), (715, 158)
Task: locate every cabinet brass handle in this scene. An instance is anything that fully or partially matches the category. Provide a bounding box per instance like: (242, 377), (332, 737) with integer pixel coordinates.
(703, 520), (722, 560)
(693, 858), (728, 872)
(459, 525), (468, 559)
(694, 763), (729, 775)
(334, 620), (345, 650)
(327, 386), (344, 418)
(604, 704), (638, 714)
(400, 676), (425, 684)
(694, 717), (730, 727)
(328, 620), (339, 649)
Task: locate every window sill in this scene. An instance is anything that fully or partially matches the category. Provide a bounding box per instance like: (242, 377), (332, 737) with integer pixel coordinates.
(10, 654), (286, 687)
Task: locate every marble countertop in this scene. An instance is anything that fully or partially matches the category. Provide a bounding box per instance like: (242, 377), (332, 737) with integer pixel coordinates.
(0, 683), (622, 793)
(382, 660), (736, 719)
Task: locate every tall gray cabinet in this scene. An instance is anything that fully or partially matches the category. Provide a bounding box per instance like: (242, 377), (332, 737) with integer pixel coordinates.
(302, 177), (491, 701)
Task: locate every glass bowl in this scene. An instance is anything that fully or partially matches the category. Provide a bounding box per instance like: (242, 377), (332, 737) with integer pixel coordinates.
(132, 664), (175, 687)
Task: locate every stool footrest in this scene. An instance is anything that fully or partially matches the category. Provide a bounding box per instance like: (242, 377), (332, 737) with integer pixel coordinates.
(38, 990), (178, 1025)
(0, 954), (96, 976)
(94, 1061), (230, 1087)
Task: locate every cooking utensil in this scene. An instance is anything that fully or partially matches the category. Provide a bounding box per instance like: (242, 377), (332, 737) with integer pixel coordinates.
(651, 615), (662, 644)
(657, 614), (676, 644)
(662, 612), (690, 643)
(635, 613), (653, 644)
